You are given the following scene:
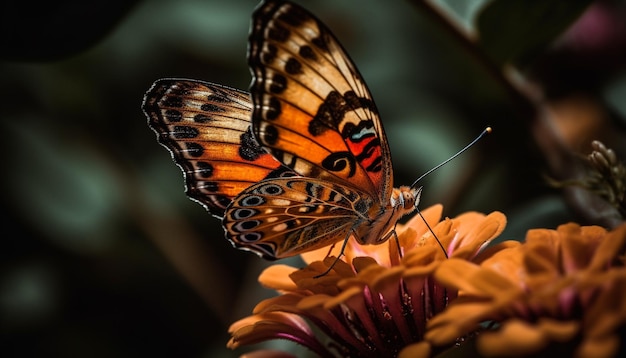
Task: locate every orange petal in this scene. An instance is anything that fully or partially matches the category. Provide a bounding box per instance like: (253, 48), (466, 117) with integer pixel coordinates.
(435, 259), (518, 296)
(589, 223), (626, 271)
(476, 319), (550, 356)
(253, 294), (304, 315)
(450, 211), (507, 259)
(476, 318), (579, 357)
(525, 228), (560, 248)
(577, 334), (621, 358)
(324, 286), (363, 309)
(560, 225), (599, 273)
(228, 312), (312, 348)
(403, 204), (443, 236)
(425, 302), (492, 345)
(403, 245), (440, 267)
(473, 240), (521, 266)
(259, 264), (299, 290)
(523, 243), (560, 276)
(398, 342), (432, 358)
(583, 270), (626, 338)
(297, 294), (333, 310)
(300, 240), (345, 265)
(369, 265), (405, 292)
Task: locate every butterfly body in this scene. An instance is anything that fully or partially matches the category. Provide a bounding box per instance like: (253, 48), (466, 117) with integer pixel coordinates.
(143, 0), (423, 260)
(351, 185), (422, 245)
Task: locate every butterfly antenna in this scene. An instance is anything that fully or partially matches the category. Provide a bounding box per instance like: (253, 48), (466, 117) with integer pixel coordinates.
(410, 127), (491, 258)
(410, 127), (492, 189)
(416, 207), (448, 258)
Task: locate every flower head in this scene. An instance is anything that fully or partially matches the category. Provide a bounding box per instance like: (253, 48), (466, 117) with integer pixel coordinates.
(228, 205), (508, 357)
(428, 222), (626, 357)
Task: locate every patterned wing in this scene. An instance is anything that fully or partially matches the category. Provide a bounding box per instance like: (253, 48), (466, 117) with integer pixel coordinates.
(248, 0), (393, 204)
(224, 177), (372, 259)
(143, 79), (296, 217)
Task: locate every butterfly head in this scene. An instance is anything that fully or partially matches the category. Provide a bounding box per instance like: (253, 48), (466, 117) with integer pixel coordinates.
(391, 186), (422, 214)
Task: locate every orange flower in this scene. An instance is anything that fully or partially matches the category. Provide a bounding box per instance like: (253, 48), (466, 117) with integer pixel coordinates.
(228, 205), (508, 357)
(428, 223), (626, 357)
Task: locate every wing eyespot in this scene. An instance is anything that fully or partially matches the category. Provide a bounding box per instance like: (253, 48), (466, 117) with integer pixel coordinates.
(231, 208), (258, 220)
(256, 183), (284, 195)
(239, 232), (263, 243)
(234, 220), (262, 231)
(239, 195), (265, 207)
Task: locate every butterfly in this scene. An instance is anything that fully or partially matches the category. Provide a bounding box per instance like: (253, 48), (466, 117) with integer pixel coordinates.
(142, 0), (423, 261)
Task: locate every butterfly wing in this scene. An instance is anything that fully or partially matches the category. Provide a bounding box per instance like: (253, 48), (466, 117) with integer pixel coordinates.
(144, 1), (400, 260)
(248, 0), (393, 203)
(224, 177), (372, 259)
(143, 79), (297, 217)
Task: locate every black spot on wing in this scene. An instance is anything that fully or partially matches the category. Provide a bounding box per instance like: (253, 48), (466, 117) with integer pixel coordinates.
(207, 94), (229, 103)
(238, 128), (266, 161)
(309, 91), (378, 137)
(261, 124), (279, 145)
(201, 103), (224, 112)
(277, 3), (308, 26)
(268, 23), (289, 42)
(173, 126), (199, 139)
(285, 57), (302, 74)
(194, 113), (212, 123)
(203, 181), (218, 192)
(162, 96), (183, 108)
(266, 97), (281, 120)
(270, 74), (287, 94)
(164, 109), (182, 123)
(261, 44), (278, 64)
(311, 35), (328, 52)
(186, 142), (204, 157)
(196, 162), (213, 178)
(299, 45), (316, 60)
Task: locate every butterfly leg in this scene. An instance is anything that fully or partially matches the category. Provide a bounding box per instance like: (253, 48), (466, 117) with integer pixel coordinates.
(378, 228), (403, 259)
(322, 242), (338, 260)
(313, 230), (354, 278)
(392, 229), (402, 259)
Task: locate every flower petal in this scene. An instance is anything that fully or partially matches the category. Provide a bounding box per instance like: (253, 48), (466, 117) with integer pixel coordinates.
(259, 264), (299, 291)
(425, 301), (493, 345)
(476, 318), (579, 357)
(403, 204), (443, 236)
(228, 312), (315, 349)
(588, 223), (626, 271)
(228, 204), (512, 356)
(559, 223), (598, 273)
(450, 211), (507, 259)
(398, 342), (432, 358)
(435, 259), (519, 296)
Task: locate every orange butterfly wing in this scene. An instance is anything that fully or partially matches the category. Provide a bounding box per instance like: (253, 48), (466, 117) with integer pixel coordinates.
(248, 0), (394, 202)
(143, 79), (296, 217)
(221, 0), (400, 259)
(224, 177), (374, 258)
(143, 1), (412, 261)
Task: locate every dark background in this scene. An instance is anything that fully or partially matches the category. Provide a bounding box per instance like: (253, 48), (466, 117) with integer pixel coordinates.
(1, 0), (625, 357)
